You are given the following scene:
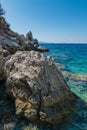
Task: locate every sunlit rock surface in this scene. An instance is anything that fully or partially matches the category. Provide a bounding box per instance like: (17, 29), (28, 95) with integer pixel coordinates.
(5, 51), (76, 124)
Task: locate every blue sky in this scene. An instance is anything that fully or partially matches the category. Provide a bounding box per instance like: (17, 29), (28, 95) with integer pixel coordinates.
(0, 0), (87, 43)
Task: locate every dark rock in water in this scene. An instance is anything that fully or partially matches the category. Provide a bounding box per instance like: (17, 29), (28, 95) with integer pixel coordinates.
(5, 51), (76, 124)
(36, 46), (49, 52)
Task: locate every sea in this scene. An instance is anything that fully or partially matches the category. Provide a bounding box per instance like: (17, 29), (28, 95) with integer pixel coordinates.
(40, 43), (87, 130)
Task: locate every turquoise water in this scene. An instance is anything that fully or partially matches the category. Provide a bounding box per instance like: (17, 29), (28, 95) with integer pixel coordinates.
(40, 43), (87, 130)
(41, 44), (87, 74)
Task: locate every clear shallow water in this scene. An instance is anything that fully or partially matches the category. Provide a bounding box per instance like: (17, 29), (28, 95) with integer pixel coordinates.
(40, 43), (87, 130)
(41, 43), (87, 74)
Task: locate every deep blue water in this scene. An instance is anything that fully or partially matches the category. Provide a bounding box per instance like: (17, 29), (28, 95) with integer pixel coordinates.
(41, 43), (87, 74)
(40, 43), (87, 130)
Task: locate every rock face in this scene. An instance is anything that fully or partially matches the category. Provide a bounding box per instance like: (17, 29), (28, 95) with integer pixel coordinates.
(5, 51), (76, 124)
(0, 35), (20, 54)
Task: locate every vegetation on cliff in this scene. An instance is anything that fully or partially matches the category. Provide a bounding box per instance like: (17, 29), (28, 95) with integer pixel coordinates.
(0, 4), (5, 16)
(0, 3), (10, 29)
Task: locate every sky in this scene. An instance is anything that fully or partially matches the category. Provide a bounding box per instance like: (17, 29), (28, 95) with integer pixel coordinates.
(0, 0), (87, 43)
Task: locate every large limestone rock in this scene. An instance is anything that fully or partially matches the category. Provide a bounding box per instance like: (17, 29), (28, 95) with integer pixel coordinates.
(5, 51), (76, 124)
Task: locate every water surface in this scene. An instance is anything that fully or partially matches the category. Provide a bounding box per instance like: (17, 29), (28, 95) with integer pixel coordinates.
(40, 43), (87, 130)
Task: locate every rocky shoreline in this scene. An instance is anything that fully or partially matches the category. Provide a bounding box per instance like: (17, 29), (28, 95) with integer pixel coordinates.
(0, 15), (77, 129)
(0, 60), (87, 130)
(0, 4), (87, 129)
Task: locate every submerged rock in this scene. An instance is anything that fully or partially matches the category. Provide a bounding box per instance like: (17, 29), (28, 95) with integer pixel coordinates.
(70, 74), (87, 82)
(67, 74), (87, 102)
(5, 51), (76, 124)
(56, 64), (87, 102)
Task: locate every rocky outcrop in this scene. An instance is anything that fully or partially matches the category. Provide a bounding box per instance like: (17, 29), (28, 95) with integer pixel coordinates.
(5, 51), (76, 124)
(0, 16), (49, 54)
(0, 28), (49, 54)
(24, 31), (49, 52)
(26, 31), (33, 41)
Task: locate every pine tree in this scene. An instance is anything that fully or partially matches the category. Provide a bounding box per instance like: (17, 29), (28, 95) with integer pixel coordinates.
(0, 3), (5, 16)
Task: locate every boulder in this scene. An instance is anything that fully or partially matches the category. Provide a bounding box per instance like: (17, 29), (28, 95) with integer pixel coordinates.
(5, 51), (76, 124)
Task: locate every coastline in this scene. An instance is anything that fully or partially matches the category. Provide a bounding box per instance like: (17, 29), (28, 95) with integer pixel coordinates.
(0, 42), (87, 129)
(0, 17), (77, 129)
(0, 15), (87, 130)
(0, 1), (87, 129)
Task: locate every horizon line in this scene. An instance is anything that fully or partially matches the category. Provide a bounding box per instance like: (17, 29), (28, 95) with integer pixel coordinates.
(39, 42), (87, 44)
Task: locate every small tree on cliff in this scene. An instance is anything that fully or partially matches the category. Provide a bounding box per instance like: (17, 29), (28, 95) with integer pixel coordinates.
(0, 4), (5, 16)
(0, 3), (10, 28)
